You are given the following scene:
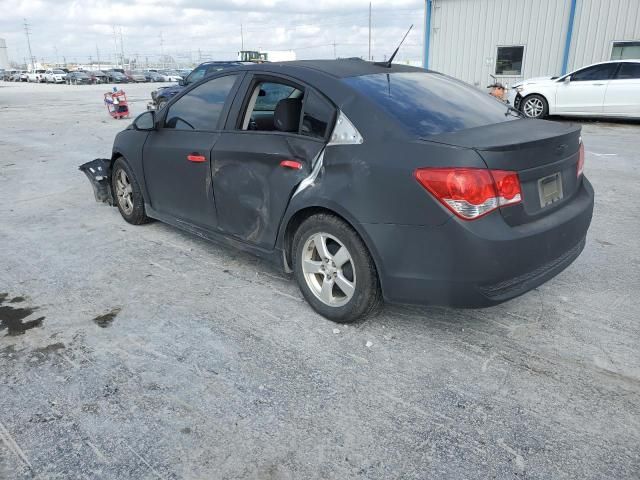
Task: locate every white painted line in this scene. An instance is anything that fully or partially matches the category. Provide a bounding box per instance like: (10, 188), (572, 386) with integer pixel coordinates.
(0, 420), (32, 469)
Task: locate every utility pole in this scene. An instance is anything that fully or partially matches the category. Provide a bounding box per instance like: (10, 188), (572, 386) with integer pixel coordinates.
(119, 27), (125, 69)
(23, 19), (35, 70)
(368, 2), (372, 61)
(333, 40), (337, 59)
(240, 24), (244, 51)
(96, 44), (101, 70)
(112, 26), (119, 68)
(159, 31), (164, 69)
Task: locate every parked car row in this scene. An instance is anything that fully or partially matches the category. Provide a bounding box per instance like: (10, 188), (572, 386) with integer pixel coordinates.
(1, 68), (191, 85)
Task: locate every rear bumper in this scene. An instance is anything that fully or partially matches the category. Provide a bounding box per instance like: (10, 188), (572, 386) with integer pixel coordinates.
(361, 178), (594, 307)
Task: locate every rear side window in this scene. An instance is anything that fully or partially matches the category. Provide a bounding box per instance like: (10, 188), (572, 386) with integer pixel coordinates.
(301, 90), (336, 139)
(165, 74), (238, 131)
(254, 83), (296, 111)
(615, 63), (640, 79)
(571, 63), (618, 81)
(344, 72), (514, 137)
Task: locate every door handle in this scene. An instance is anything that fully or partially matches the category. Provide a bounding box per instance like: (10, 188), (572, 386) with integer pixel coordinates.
(187, 153), (206, 163)
(279, 160), (303, 170)
(592, 83), (605, 86)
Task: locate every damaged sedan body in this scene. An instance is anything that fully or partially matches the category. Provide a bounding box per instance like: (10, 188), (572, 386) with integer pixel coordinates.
(81, 59), (594, 323)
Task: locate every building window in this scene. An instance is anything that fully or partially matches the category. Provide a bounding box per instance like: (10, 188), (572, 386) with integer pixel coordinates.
(495, 46), (524, 76)
(611, 41), (640, 60)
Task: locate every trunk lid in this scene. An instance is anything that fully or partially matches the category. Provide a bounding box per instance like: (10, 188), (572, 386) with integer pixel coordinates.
(427, 119), (582, 225)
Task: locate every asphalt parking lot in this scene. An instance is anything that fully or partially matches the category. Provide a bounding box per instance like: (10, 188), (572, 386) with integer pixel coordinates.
(1, 82), (639, 479)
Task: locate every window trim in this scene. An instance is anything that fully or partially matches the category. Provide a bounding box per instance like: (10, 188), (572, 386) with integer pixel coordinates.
(159, 72), (244, 133)
(223, 71), (337, 144)
(495, 44), (526, 77)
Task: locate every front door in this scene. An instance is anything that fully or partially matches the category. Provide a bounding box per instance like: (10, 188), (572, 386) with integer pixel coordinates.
(142, 73), (242, 229)
(555, 63), (618, 114)
(212, 77), (336, 249)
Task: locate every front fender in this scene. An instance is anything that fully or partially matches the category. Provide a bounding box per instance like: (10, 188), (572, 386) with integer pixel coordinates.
(112, 129), (151, 201)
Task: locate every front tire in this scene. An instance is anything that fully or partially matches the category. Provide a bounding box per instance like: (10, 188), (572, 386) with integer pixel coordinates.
(292, 214), (382, 323)
(111, 158), (151, 225)
(521, 94), (548, 119)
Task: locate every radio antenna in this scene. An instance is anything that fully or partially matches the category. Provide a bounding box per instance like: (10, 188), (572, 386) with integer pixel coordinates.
(375, 24), (413, 68)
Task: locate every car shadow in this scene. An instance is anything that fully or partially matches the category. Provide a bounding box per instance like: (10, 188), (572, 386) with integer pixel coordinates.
(547, 115), (640, 126)
(148, 219), (544, 332)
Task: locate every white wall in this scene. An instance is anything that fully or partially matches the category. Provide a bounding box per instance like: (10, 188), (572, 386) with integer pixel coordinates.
(428, 0), (640, 87)
(569, 0), (640, 69)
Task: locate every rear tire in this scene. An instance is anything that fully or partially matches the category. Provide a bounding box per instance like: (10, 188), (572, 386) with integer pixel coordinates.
(521, 94), (548, 119)
(292, 214), (382, 323)
(111, 158), (151, 225)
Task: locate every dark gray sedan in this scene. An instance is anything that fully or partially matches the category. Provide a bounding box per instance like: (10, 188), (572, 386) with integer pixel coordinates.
(81, 59), (594, 322)
(66, 71), (92, 85)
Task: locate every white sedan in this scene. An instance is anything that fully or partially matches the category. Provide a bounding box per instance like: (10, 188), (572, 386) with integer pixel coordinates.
(43, 69), (67, 84)
(510, 60), (640, 119)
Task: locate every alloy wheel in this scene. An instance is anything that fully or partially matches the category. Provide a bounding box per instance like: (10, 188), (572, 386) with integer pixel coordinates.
(301, 232), (356, 307)
(115, 169), (134, 215)
(523, 97), (544, 118)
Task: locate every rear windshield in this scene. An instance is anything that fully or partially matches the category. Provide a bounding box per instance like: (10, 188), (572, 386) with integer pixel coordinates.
(344, 72), (516, 137)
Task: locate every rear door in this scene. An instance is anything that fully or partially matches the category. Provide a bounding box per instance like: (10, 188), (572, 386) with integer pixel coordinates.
(211, 74), (336, 249)
(142, 73), (243, 229)
(603, 62), (640, 116)
(555, 63), (618, 114)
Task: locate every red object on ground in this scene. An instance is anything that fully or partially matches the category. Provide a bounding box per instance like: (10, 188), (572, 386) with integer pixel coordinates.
(104, 90), (130, 119)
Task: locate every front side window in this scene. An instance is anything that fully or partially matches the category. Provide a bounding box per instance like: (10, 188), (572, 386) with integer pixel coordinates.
(496, 46), (524, 75)
(571, 63), (618, 81)
(345, 72), (515, 138)
(165, 74), (238, 131)
(615, 62), (640, 79)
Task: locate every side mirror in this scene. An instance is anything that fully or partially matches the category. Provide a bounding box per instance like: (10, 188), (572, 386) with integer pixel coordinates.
(178, 78), (185, 86)
(564, 76), (571, 83)
(133, 111), (156, 131)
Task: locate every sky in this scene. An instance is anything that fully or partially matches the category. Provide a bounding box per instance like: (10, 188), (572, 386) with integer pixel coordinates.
(0, 0), (426, 67)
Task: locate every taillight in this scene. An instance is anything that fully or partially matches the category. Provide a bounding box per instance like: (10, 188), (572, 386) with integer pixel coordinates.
(577, 138), (585, 177)
(414, 168), (522, 220)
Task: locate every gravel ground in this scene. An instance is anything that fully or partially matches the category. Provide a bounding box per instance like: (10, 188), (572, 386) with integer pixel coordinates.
(1, 81), (639, 479)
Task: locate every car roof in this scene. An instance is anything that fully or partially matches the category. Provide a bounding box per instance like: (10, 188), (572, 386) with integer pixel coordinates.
(576, 59), (640, 69)
(230, 58), (423, 79)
